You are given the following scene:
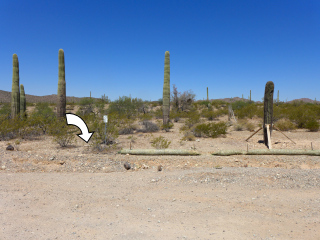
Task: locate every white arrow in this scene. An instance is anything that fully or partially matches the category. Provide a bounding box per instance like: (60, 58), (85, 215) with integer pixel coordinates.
(66, 113), (94, 143)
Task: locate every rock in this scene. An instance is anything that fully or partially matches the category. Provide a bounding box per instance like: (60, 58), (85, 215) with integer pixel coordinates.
(49, 156), (55, 161)
(6, 145), (14, 151)
(158, 165), (163, 171)
(124, 162), (131, 170)
(142, 164), (149, 169)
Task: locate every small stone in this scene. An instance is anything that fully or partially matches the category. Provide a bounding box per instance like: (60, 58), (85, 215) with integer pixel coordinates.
(1, 166), (6, 170)
(49, 156), (55, 161)
(6, 145), (14, 151)
(142, 164), (149, 169)
(124, 162), (131, 170)
(158, 165), (163, 171)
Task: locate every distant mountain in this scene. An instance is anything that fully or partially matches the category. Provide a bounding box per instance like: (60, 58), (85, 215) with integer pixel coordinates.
(0, 90), (97, 104)
(0, 89), (318, 104)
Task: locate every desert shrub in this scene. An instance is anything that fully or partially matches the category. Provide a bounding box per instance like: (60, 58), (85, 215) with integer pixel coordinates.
(150, 135), (171, 149)
(139, 112), (153, 121)
(0, 116), (20, 140)
(76, 97), (95, 116)
(183, 111), (201, 129)
(305, 119), (319, 132)
(201, 109), (216, 121)
(161, 122), (174, 131)
(193, 122), (227, 138)
(29, 102), (56, 134)
(289, 106), (317, 129)
(233, 120), (256, 131)
(0, 103), (11, 119)
(137, 121), (159, 133)
(234, 103), (258, 119)
(119, 127), (135, 135)
(88, 114), (119, 151)
(274, 118), (296, 131)
(107, 96), (144, 119)
(181, 131), (196, 141)
(154, 108), (163, 119)
(49, 119), (75, 147)
(211, 100), (227, 109)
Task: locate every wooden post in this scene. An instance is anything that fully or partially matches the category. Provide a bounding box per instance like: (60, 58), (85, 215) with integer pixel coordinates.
(266, 124), (272, 149)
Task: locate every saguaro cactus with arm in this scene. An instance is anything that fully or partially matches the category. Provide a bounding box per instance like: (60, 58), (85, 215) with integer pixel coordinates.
(11, 54), (20, 119)
(57, 49), (66, 118)
(263, 81), (274, 148)
(163, 51), (170, 125)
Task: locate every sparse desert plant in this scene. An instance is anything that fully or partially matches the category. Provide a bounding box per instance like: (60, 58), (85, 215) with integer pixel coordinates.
(0, 103), (11, 119)
(193, 122), (227, 138)
(137, 120), (160, 133)
(183, 111), (201, 129)
(49, 119), (75, 147)
(201, 109), (216, 121)
(161, 122), (174, 132)
(274, 118), (296, 131)
(181, 131), (196, 141)
(151, 135), (171, 149)
(29, 102), (56, 134)
(233, 120), (256, 131)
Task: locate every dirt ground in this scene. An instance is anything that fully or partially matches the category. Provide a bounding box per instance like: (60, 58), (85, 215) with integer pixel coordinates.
(1, 118), (320, 239)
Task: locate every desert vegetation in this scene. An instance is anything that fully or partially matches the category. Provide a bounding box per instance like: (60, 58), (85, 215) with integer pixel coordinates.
(1, 51), (319, 154)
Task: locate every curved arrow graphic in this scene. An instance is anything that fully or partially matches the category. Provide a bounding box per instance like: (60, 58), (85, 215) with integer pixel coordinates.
(66, 113), (94, 143)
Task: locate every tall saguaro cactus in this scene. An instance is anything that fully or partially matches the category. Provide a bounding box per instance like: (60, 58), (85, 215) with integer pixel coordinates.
(57, 49), (66, 118)
(207, 87), (209, 101)
(20, 84), (26, 118)
(163, 51), (170, 125)
(263, 81), (274, 148)
(11, 54), (20, 119)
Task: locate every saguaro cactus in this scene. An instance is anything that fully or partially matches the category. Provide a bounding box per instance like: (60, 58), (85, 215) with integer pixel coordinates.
(20, 84), (26, 118)
(263, 81), (274, 148)
(207, 87), (209, 101)
(57, 49), (66, 118)
(11, 54), (20, 119)
(250, 90), (251, 102)
(163, 51), (170, 125)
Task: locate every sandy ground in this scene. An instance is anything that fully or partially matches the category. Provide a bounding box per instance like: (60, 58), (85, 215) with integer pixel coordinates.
(1, 118), (320, 239)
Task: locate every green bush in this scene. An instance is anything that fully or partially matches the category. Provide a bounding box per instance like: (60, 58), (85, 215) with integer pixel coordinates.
(150, 135), (171, 149)
(305, 119), (319, 132)
(193, 122), (227, 138)
(201, 109), (216, 121)
(29, 102), (56, 134)
(107, 96), (144, 119)
(49, 119), (75, 147)
(274, 118), (296, 131)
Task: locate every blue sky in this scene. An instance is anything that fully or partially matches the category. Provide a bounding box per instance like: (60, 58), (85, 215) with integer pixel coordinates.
(0, 0), (319, 102)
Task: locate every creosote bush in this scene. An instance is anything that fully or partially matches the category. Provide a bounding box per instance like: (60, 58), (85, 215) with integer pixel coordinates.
(150, 135), (171, 149)
(274, 118), (296, 131)
(193, 122), (227, 138)
(49, 119), (75, 147)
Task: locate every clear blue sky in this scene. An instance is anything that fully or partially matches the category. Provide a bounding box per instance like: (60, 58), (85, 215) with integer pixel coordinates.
(0, 0), (319, 102)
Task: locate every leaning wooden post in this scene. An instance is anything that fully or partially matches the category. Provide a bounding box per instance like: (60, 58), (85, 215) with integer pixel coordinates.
(263, 81), (274, 149)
